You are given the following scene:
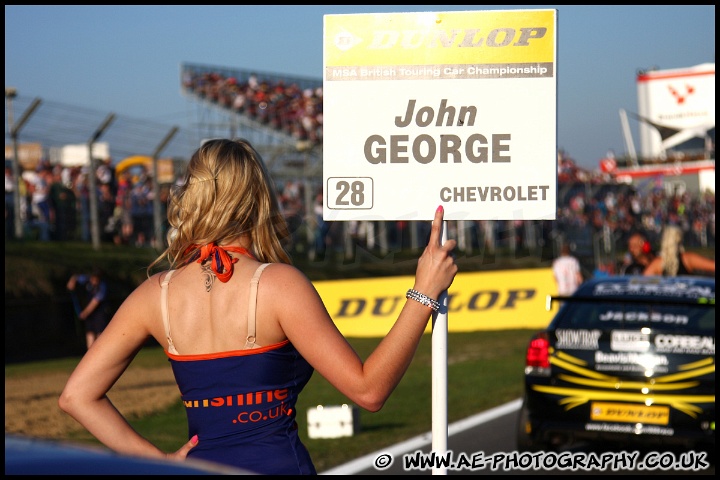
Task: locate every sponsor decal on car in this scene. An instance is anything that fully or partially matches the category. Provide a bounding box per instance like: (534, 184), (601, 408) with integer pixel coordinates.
(590, 402), (670, 425)
(655, 335), (715, 355)
(593, 281), (714, 299)
(599, 310), (689, 325)
(584, 422), (675, 436)
(555, 329), (601, 349)
(610, 330), (651, 352)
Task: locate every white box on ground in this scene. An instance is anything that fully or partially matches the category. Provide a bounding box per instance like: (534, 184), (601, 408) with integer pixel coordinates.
(307, 404), (360, 439)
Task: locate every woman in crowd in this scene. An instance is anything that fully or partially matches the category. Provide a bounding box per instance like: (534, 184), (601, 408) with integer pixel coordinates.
(643, 224), (715, 277)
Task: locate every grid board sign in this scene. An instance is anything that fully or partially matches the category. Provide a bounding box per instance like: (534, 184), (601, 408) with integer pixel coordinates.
(323, 9), (557, 221)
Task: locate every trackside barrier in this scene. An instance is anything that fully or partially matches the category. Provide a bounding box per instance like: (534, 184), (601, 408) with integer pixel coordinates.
(313, 268), (558, 337)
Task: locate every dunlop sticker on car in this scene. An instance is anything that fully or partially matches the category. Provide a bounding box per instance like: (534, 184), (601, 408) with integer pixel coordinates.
(590, 402), (669, 425)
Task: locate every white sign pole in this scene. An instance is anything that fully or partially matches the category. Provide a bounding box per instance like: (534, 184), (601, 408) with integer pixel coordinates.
(432, 221), (448, 475)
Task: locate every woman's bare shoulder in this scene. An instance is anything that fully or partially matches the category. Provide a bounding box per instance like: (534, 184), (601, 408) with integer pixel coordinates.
(252, 263), (326, 327)
(110, 271), (169, 326)
(255, 263), (317, 296)
(126, 271), (171, 299)
(259, 262), (310, 282)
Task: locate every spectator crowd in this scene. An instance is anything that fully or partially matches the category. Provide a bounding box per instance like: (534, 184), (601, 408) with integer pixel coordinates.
(5, 68), (715, 278)
(5, 158), (167, 248)
(6, 150), (714, 277)
(182, 68), (323, 146)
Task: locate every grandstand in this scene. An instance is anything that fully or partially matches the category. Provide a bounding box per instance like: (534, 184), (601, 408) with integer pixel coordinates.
(178, 62), (324, 185)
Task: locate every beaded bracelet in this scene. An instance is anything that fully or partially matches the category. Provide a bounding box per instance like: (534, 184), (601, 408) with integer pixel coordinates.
(406, 289), (440, 312)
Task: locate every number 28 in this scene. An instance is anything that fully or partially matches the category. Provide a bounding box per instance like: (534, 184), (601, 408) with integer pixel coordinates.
(335, 180), (365, 206)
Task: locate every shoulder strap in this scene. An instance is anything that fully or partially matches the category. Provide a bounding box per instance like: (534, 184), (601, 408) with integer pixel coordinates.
(244, 263), (271, 349)
(161, 270), (178, 354)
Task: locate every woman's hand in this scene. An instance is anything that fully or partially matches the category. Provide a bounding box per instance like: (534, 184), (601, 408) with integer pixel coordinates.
(166, 435), (199, 461)
(413, 206), (458, 300)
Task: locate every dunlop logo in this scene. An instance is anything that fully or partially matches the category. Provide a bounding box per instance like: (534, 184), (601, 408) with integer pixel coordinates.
(334, 289), (536, 318)
(363, 27), (548, 50)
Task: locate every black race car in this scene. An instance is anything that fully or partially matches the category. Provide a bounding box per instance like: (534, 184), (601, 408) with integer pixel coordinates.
(517, 275), (715, 457)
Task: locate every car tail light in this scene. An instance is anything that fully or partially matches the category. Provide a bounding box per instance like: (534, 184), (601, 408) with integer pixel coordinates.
(525, 334), (551, 376)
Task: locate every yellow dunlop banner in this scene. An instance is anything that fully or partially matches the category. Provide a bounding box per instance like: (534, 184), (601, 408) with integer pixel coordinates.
(313, 267), (559, 337)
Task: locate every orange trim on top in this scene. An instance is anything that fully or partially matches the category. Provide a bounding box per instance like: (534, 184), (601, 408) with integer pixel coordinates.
(165, 340), (290, 361)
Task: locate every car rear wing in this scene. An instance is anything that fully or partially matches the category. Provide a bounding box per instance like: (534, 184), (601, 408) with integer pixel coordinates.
(545, 295), (715, 311)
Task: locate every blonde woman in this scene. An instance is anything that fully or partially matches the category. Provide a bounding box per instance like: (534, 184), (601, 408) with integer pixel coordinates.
(643, 224), (715, 277)
(59, 138), (458, 475)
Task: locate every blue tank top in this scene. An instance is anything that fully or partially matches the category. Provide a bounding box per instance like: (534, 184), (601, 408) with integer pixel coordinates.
(161, 266), (316, 475)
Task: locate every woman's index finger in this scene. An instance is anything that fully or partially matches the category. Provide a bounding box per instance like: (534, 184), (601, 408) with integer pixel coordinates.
(430, 205), (444, 245)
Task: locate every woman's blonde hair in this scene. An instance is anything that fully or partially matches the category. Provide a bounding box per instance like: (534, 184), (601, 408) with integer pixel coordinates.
(148, 138), (291, 275)
(659, 224), (684, 277)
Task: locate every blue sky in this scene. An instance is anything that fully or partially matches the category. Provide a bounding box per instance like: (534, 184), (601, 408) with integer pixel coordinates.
(4, 5), (715, 170)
